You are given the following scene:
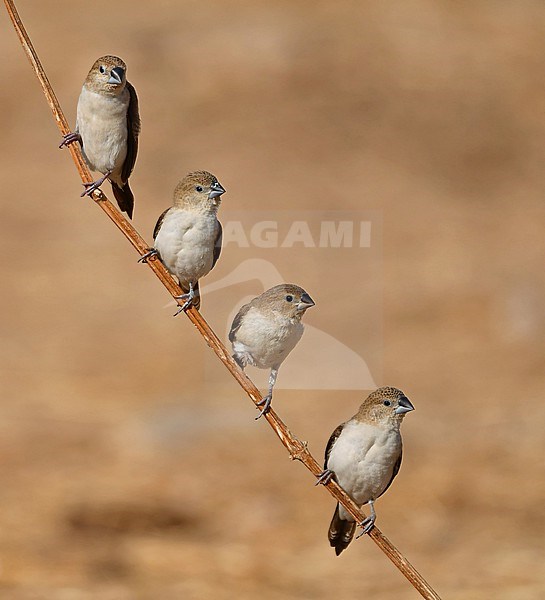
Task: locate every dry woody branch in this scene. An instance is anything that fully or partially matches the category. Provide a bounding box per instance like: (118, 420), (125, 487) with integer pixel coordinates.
(3, 1), (441, 598)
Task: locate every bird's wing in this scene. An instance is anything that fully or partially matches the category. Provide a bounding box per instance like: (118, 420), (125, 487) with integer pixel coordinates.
(378, 450), (402, 498)
(211, 220), (223, 270)
(228, 302), (252, 343)
(121, 81), (140, 183)
(324, 423), (345, 469)
(152, 207), (171, 240)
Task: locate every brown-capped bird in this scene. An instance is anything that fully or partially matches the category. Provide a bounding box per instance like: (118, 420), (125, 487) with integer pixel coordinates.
(60, 55), (140, 219)
(229, 284), (315, 418)
(143, 171), (225, 313)
(317, 387), (414, 555)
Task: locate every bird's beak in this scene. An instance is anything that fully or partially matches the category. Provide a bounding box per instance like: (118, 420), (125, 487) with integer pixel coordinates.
(108, 67), (125, 85)
(297, 292), (315, 311)
(209, 181), (226, 199)
(395, 396), (415, 414)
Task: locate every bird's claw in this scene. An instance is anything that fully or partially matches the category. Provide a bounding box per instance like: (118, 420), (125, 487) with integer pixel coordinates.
(255, 394), (272, 420)
(59, 132), (81, 149)
(355, 516), (376, 538)
(315, 469), (334, 486)
(81, 174), (109, 198)
(138, 249), (158, 263)
(81, 183), (100, 197)
(173, 293), (194, 316)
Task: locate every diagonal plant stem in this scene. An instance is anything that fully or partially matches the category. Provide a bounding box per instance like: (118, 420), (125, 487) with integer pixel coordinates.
(3, 1), (442, 598)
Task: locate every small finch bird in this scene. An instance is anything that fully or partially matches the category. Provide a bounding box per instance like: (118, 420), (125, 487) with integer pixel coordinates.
(229, 284), (315, 418)
(145, 171), (225, 312)
(60, 55), (141, 219)
(318, 387), (414, 555)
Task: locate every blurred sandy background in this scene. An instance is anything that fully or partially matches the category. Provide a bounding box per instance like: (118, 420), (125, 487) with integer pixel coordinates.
(1, 1), (545, 598)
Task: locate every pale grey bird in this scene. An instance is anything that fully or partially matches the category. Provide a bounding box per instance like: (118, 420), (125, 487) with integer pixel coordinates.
(318, 387), (414, 555)
(142, 171), (225, 312)
(60, 55), (140, 219)
(229, 284), (315, 418)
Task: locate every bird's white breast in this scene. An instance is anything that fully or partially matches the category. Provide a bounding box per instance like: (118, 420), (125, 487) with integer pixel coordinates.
(76, 86), (129, 182)
(327, 420), (402, 521)
(154, 208), (219, 285)
(233, 307), (304, 369)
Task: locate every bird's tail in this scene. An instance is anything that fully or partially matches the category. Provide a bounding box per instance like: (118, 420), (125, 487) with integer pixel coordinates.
(328, 503), (356, 556)
(111, 181), (135, 219)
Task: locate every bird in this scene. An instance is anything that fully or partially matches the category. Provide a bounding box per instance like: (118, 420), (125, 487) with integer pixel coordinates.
(200, 261), (377, 390)
(229, 284), (315, 418)
(317, 387), (414, 555)
(60, 55), (141, 219)
(142, 171), (226, 313)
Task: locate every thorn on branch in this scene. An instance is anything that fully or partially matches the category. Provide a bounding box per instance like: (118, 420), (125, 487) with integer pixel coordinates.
(288, 439), (309, 462)
(91, 189), (106, 203)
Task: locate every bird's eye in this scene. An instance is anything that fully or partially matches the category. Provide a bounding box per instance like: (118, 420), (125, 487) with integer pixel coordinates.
(99, 65), (106, 74)
(383, 400), (391, 406)
(286, 295), (293, 302)
(196, 185), (203, 192)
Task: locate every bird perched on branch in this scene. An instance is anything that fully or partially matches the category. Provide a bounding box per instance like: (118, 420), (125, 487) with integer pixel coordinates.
(317, 387), (414, 555)
(229, 284), (315, 418)
(142, 171), (225, 313)
(60, 55), (140, 219)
